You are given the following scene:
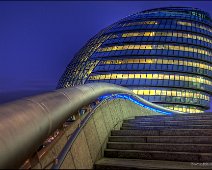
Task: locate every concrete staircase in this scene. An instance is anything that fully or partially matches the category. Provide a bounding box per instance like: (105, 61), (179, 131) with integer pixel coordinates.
(95, 113), (212, 169)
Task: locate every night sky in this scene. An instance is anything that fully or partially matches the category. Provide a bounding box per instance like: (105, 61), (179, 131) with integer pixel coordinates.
(0, 1), (211, 111)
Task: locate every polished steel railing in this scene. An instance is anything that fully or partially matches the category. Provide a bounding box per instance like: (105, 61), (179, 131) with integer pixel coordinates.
(0, 83), (181, 169)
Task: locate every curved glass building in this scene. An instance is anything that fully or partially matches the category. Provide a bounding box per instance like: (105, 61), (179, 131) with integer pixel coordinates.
(58, 7), (212, 113)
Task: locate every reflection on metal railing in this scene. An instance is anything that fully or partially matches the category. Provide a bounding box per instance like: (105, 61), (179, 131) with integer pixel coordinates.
(0, 83), (181, 169)
(21, 100), (101, 169)
(51, 93), (179, 169)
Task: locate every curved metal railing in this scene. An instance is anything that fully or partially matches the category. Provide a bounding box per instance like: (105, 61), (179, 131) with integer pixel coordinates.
(51, 92), (181, 169)
(0, 83), (181, 169)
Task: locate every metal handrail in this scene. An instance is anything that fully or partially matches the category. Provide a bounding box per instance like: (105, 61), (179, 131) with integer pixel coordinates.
(51, 93), (113, 169)
(0, 83), (136, 169)
(0, 83), (181, 169)
(51, 93), (180, 169)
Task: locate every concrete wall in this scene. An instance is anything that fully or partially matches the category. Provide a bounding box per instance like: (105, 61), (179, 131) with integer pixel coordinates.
(32, 98), (161, 169)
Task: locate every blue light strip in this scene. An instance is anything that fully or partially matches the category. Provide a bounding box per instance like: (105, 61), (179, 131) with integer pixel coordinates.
(98, 94), (173, 115)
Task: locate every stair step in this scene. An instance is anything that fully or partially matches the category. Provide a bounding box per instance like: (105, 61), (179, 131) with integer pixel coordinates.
(108, 136), (212, 144)
(140, 112), (212, 117)
(104, 149), (212, 162)
(96, 113), (212, 169)
(123, 120), (212, 126)
(111, 129), (212, 136)
(134, 116), (212, 121)
(107, 142), (212, 153)
(135, 114), (212, 119)
(121, 124), (212, 130)
(95, 158), (212, 169)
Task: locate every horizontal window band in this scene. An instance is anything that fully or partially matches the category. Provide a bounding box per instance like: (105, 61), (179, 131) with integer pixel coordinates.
(86, 80), (212, 95)
(131, 89), (209, 100)
(97, 44), (211, 57)
(92, 53), (212, 65)
(94, 67), (211, 80)
(118, 20), (212, 33)
(103, 40), (212, 53)
(161, 103), (206, 110)
(93, 70), (212, 82)
(106, 27), (212, 39)
(153, 101), (209, 110)
(120, 16), (211, 28)
(99, 58), (212, 71)
(88, 73), (212, 86)
(104, 39), (212, 51)
(120, 31), (212, 44)
(162, 104), (204, 113)
(144, 98), (209, 109)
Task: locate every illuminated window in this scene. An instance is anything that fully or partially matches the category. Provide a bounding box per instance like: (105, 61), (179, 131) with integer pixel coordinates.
(180, 76), (184, 81)
(143, 90), (149, 95)
(172, 91), (177, 96)
(135, 74), (141, 78)
(141, 74), (147, 78)
(158, 74), (164, 79)
(121, 31), (212, 44)
(130, 89), (209, 101)
(161, 90), (167, 95)
(149, 90), (155, 95)
(138, 90), (144, 95)
(167, 91), (172, 96)
(164, 75), (169, 79)
(156, 90), (161, 95)
(153, 74), (159, 79)
(122, 74), (128, 79)
(129, 74), (134, 78)
(177, 21), (212, 33)
(177, 91), (181, 96)
(89, 73), (211, 86)
(97, 44), (211, 56)
(123, 20), (158, 26)
(169, 75), (174, 80)
(175, 75), (180, 80)
(132, 90), (138, 95)
(147, 74), (153, 79)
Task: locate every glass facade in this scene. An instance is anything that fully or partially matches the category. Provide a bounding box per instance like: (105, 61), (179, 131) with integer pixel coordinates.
(58, 7), (212, 113)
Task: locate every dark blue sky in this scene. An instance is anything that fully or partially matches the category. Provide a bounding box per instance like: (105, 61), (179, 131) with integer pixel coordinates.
(0, 1), (211, 110)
